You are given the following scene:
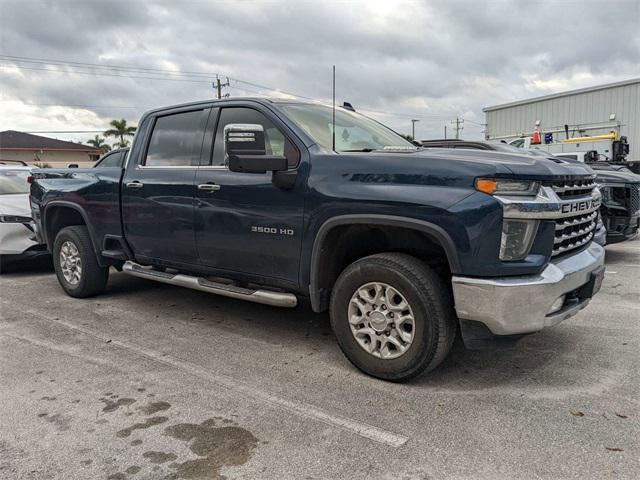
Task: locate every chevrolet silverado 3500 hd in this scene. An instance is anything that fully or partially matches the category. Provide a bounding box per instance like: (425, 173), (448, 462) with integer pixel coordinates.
(31, 98), (605, 380)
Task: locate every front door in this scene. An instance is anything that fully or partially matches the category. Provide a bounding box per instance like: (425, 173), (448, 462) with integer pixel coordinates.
(194, 105), (305, 286)
(122, 107), (210, 264)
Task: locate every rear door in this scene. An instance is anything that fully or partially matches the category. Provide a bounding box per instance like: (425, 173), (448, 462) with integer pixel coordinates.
(122, 107), (210, 264)
(194, 105), (305, 286)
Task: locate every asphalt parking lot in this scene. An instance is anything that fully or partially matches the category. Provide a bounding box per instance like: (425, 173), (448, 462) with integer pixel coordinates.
(1, 238), (638, 480)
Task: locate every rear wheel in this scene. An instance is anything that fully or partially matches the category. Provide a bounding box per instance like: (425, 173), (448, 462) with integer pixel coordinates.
(53, 226), (108, 298)
(330, 253), (457, 381)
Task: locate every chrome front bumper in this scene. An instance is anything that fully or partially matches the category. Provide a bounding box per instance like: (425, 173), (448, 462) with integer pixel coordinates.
(451, 243), (605, 335)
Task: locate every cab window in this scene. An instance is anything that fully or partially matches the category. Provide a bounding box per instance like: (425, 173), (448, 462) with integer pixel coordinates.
(144, 109), (209, 167)
(94, 151), (124, 168)
(211, 107), (299, 168)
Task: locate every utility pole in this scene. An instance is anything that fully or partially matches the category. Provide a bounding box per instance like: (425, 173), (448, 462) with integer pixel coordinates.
(213, 75), (230, 99)
(450, 117), (464, 139)
(411, 119), (419, 140)
(444, 125), (447, 139)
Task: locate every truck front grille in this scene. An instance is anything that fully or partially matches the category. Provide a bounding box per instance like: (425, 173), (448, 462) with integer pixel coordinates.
(551, 178), (597, 199)
(553, 210), (597, 256)
(630, 184), (640, 214)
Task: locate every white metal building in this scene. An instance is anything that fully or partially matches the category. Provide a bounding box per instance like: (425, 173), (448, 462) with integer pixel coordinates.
(483, 78), (640, 159)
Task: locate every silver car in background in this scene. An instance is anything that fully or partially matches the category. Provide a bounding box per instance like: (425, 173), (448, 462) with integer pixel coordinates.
(0, 164), (49, 269)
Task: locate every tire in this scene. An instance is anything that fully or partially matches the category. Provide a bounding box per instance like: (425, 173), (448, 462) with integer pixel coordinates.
(53, 226), (108, 298)
(330, 253), (457, 381)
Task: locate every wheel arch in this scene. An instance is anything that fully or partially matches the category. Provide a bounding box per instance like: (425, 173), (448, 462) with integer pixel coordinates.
(43, 202), (101, 259)
(308, 214), (461, 312)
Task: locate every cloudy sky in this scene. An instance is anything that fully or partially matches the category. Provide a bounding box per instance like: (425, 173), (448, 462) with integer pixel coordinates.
(1, 0), (639, 145)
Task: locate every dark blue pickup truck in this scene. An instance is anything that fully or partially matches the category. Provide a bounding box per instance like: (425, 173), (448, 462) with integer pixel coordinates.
(31, 98), (605, 380)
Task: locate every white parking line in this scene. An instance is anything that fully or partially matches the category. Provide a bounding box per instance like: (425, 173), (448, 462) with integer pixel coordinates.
(1, 333), (126, 370)
(50, 318), (409, 448)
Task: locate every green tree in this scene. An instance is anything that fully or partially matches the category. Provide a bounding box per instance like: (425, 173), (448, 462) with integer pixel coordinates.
(104, 119), (136, 147)
(86, 135), (111, 153)
(401, 134), (414, 142)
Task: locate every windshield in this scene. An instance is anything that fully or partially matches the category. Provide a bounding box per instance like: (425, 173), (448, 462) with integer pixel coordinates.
(279, 103), (416, 152)
(0, 170), (30, 194)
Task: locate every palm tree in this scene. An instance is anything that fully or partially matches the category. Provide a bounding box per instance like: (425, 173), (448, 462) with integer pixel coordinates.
(86, 135), (111, 153)
(104, 119), (136, 147)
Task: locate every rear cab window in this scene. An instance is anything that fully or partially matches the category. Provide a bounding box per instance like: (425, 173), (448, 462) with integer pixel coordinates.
(143, 109), (209, 167)
(95, 151), (124, 168)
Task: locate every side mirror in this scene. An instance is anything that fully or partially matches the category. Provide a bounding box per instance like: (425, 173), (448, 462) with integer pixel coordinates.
(584, 150), (598, 163)
(225, 124), (287, 174)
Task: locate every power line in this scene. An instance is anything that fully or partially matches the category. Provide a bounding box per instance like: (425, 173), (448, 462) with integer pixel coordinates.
(1, 54), (478, 123)
(463, 118), (485, 126)
(1, 54), (461, 118)
(1, 64), (214, 84)
(0, 54), (222, 77)
(0, 54), (318, 100)
(19, 102), (145, 109)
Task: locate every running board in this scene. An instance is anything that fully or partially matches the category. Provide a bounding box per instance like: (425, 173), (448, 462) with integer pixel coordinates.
(122, 261), (297, 308)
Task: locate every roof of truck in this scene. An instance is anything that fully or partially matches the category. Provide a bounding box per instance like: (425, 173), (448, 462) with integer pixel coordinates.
(141, 97), (325, 116)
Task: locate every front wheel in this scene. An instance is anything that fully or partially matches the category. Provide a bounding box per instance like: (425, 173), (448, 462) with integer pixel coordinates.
(53, 226), (108, 298)
(330, 253), (457, 381)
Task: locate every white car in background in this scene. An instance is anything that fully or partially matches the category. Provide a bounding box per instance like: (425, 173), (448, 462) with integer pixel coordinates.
(0, 163), (49, 269)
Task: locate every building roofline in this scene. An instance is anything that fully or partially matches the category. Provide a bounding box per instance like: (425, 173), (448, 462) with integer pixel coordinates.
(483, 77), (640, 112)
(0, 147), (100, 152)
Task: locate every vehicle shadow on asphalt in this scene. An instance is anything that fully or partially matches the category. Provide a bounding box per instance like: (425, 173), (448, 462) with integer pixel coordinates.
(100, 272), (605, 392)
(413, 331), (579, 389)
(0, 255), (53, 275)
(603, 247), (639, 263)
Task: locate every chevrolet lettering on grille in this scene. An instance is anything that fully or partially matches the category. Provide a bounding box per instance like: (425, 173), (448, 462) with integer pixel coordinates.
(561, 198), (600, 214)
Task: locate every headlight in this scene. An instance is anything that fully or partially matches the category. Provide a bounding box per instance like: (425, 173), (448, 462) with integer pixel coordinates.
(0, 215), (32, 223)
(500, 219), (539, 261)
(600, 186), (624, 207)
(475, 178), (540, 196)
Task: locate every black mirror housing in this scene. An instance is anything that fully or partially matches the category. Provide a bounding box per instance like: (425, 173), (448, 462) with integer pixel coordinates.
(228, 154), (288, 174)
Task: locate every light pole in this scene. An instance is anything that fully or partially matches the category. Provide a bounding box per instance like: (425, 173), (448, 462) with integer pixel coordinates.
(411, 119), (419, 140)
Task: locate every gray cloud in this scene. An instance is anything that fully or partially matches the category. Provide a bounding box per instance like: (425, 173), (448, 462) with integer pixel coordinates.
(1, 0), (638, 142)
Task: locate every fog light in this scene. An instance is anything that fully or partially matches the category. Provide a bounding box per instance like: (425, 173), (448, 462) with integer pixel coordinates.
(499, 219), (539, 261)
(549, 295), (566, 314)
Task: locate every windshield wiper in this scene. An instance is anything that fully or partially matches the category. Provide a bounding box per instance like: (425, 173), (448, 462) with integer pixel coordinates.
(341, 147), (420, 153)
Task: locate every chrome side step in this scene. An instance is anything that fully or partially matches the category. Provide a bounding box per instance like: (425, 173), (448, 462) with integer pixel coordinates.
(122, 261), (297, 308)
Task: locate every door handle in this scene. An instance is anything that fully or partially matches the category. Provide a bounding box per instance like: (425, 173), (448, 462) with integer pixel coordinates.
(126, 181), (144, 189)
(198, 183), (221, 192)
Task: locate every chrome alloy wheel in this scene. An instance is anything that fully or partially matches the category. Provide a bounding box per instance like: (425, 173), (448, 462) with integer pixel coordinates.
(59, 240), (82, 285)
(348, 282), (415, 359)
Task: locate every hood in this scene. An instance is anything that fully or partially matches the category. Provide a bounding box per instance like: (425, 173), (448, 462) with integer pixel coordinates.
(0, 193), (31, 217)
(413, 148), (595, 180)
(594, 168), (640, 184)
